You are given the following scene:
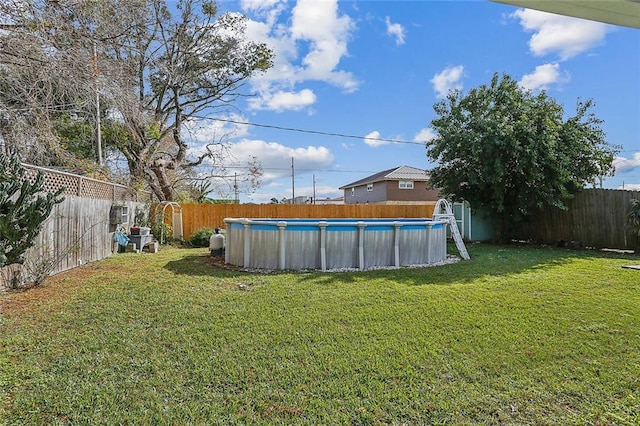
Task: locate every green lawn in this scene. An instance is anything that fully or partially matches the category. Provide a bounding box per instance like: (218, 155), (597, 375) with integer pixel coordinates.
(1, 244), (639, 424)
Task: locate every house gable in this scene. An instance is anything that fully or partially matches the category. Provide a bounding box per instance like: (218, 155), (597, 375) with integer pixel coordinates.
(340, 165), (439, 204)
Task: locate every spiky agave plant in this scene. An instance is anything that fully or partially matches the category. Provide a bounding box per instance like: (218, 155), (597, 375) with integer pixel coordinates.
(0, 154), (65, 268)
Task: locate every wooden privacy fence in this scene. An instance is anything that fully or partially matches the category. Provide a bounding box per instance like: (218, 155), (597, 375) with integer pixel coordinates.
(1, 165), (147, 290)
(179, 203), (437, 239)
(512, 189), (640, 250)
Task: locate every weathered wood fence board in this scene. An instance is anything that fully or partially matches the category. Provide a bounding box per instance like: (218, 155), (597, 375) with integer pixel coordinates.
(1, 196), (146, 289)
(512, 189), (640, 249)
(33, 196), (145, 271)
(180, 203), (437, 239)
(1, 165), (147, 290)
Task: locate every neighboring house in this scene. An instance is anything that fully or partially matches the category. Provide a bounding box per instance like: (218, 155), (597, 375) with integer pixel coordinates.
(315, 196), (344, 205)
(339, 165), (440, 204)
(281, 196), (313, 205)
(282, 196), (344, 205)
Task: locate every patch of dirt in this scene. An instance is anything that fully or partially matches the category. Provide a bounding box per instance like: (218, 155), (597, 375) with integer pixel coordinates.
(205, 254), (244, 271)
(0, 264), (105, 320)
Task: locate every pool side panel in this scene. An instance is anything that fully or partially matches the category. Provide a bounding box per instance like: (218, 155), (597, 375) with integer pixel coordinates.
(363, 228), (394, 269)
(430, 225), (447, 263)
(286, 228), (320, 269)
(249, 229), (279, 269)
(326, 228), (358, 269)
(225, 221), (245, 266)
(223, 219), (449, 270)
(398, 228), (428, 265)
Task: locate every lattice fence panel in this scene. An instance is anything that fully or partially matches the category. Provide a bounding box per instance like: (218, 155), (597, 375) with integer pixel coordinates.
(23, 167), (80, 195)
(22, 164), (145, 202)
(80, 178), (114, 200)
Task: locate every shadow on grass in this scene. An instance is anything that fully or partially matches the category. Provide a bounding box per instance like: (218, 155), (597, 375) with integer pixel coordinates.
(163, 254), (251, 279)
(163, 243), (637, 287)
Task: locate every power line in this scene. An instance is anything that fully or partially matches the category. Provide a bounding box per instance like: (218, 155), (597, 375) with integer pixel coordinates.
(203, 164), (381, 174)
(198, 116), (640, 152)
(2, 104), (637, 153)
(203, 116), (428, 146)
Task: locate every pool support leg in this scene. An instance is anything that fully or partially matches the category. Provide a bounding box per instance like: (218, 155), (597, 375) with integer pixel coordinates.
(319, 221), (327, 271)
(243, 220), (251, 268)
(278, 221), (287, 270)
(393, 222), (401, 267)
(357, 221), (365, 271)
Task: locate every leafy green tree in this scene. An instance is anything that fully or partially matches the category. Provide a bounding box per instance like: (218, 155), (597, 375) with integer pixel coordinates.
(102, 0), (272, 201)
(52, 114), (130, 163)
(427, 73), (618, 240)
(0, 0), (273, 201)
(0, 154), (65, 268)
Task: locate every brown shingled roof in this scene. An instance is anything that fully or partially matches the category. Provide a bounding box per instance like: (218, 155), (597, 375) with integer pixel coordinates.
(339, 166), (429, 189)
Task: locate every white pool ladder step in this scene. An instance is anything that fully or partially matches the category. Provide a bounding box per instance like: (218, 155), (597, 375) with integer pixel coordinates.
(434, 199), (470, 260)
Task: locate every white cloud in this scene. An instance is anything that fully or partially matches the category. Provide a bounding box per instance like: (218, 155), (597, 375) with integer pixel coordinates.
(215, 137), (336, 202)
(512, 8), (609, 60)
(618, 183), (640, 191)
(290, 0), (357, 88)
(363, 130), (388, 147)
(243, 9), (298, 77)
(248, 88), (317, 111)
(229, 139), (334, 182)
(246, 182), (342, 204)
(414, 127), (437, 144)
(519, 62), (570, 91)
(240, 0), (282, 13)
(241, 0), (359, 112)
(287, 182), (341, 200)
(385, 16), (405, 46)
(430, 65), (464, 99)
(291, 0), (353, 72)
(184, 114), (249, 144)
(613, 153), (640, 174)
(311, 183), (342, 199)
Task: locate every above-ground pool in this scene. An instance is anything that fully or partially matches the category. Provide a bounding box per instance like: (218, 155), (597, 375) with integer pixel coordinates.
(223, 218), (449, 271)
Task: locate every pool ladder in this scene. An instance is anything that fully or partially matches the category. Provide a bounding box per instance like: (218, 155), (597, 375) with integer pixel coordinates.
(434, 199), (470, 260)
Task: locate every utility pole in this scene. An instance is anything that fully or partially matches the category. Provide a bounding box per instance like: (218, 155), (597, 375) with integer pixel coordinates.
(93, 43), (103, 166)
(234, 172), (239, 203)
(291, 157), (295, 204)
(312, 174), (316, 205)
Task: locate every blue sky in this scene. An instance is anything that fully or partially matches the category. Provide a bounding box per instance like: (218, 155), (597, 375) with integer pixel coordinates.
(186, 0), (640, 203)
